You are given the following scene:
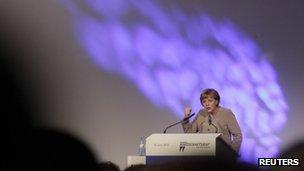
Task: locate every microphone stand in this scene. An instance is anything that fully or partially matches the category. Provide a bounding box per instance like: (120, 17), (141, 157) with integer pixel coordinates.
(163, 113), (195, 133)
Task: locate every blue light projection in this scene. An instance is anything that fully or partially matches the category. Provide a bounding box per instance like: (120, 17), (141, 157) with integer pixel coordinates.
(62, 0), (288, 163)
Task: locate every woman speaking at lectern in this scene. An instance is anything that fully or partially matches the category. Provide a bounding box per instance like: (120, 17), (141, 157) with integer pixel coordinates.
(182, 88), (243, 153)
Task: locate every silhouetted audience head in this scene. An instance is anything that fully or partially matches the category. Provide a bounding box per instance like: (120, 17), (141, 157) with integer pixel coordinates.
(143, 158), (262, 171)
(99, 161), (121, 171)
(124, 164), (146, 171)
(12, 128), (99, 171)
(279, 140), (304, 159)
(272, 140), (304, 171)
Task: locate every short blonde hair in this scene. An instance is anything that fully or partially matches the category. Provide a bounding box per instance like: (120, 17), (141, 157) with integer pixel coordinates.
(200, 88), (220, 106)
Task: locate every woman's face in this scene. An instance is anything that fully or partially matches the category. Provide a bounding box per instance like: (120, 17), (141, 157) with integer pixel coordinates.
(202, 96), (218, 114)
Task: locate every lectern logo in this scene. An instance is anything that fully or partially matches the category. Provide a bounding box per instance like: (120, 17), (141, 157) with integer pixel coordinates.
(179, 141), (210, 152)
(179, 144), (186, 152)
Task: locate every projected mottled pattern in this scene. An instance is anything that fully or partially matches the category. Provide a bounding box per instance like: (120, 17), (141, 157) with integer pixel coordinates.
(62, 0), (288, 162)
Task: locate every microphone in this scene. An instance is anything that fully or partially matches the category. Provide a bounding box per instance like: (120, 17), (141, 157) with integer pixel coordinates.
(208, 115), (212, 125)
(183, 113), (196, 121)
(208, 115), (218, 133)
(163, 113), (195, 133)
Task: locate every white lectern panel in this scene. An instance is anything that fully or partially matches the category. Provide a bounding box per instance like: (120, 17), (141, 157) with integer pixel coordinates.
(146, 133), (221, 156)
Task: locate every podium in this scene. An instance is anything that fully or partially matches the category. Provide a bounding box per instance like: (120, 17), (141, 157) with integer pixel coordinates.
(145, 133), (238, 165)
